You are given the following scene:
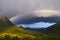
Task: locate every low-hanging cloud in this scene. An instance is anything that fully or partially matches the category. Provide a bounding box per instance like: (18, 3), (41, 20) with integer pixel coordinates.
(34, 10), (60, 17)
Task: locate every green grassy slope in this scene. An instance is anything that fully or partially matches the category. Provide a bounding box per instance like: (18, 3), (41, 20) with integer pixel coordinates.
(0, 17), (60, 40)
(0, 17), (39, 40)
(0, 17), (39, 35)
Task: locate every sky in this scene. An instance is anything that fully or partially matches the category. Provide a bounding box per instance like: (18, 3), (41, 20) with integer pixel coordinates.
(0, 0), (60, 28)
(17, 22), (55, 28)
(0, 0), (60, 18)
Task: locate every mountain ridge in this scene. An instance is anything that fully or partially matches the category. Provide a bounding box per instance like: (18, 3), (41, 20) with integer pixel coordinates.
(0, 17), (39, 35)
(41, 22), (60, 35)
(0, 17), (60, 40)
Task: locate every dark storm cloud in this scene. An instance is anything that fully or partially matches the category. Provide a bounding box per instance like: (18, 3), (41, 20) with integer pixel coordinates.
(0, 0), (60, 18)
(26, 16), (60, 23)
(11, 15), (60, 24)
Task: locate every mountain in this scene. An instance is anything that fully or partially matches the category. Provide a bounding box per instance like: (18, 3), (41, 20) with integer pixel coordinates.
(43, 22), (60, 34)
(0, 17), (41, 40)
(0, 17), (60, 40)
(0, 17), (38, 34)
(26, 28), (45, 32)
(0, 17), (14, 33)
(0, 17), (14, 26)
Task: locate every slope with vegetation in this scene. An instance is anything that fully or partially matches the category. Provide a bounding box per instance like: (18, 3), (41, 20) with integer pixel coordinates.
(0, 17), (40, 40)
(0, 17), (60, 40)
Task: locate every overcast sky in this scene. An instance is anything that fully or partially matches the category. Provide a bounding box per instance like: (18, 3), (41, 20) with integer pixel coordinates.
(1, 0), (60, 28)
(0, 0), (60, 18)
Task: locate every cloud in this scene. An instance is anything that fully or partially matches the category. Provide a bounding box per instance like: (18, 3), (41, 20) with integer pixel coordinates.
(0, 0), (60, 18)
(10, 15), (60, 24)
(34, 10), (60, 17)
